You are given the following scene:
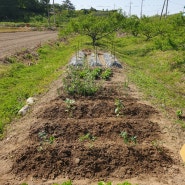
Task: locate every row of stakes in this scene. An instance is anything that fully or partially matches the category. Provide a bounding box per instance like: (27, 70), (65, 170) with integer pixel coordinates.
(74, 41), (117, 63)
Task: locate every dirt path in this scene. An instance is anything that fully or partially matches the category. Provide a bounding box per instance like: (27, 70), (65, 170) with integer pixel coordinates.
(0, 31), (58, 59)
(0, 64), (185, 185)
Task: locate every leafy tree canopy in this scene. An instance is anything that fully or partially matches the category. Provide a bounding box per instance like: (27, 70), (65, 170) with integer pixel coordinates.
(0, 0), (49, 21)
(61, 11), (125, 46)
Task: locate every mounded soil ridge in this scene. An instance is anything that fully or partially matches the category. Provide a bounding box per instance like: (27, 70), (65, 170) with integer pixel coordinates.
(11, 69), (177, 182)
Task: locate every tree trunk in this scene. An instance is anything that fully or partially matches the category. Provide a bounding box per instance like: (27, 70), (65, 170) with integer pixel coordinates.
(92, 37), (96, 47)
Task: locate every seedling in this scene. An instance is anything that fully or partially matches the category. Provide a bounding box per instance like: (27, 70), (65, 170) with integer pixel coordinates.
(130, 136), (137, 144)
(65, 98), (75, 117)
(120, 131), (129, 144)
(65, 98), (75, 111)
(53, 181), (72, 185)
(117, 182), (134, 185)
(120, 131), (137, 145)
(101, 68), (112, 80)
(49, 135), (55, 144)
(115, 99), (124, 116)
(91, 67), (102, 79)
(37, 131), (55, 151)
(176, 109), (183, 119)
(98, 182), (112, 185)
(79, 133), (96, 142)
(38, 130), (47, 141)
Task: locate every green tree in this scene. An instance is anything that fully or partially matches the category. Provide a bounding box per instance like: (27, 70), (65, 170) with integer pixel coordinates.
(0, 0), (48, 21)
(126, 15), (140, 36)
(140, 16), (157, 40)
(0, 0), (19, 20)
(63, 12), (125, 46)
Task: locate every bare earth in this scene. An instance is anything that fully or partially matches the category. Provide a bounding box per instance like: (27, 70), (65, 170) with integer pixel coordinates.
(0, 59), (185, 185)
(0, 31), (58, 59)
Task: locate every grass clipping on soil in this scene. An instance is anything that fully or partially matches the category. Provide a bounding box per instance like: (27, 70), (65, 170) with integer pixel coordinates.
(12, 67), (175, 181)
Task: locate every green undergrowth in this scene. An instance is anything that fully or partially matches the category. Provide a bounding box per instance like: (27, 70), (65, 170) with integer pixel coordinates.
(0, 36), (88, 137)
(102, 35), (185, 128)
(0, 21), (48, 29)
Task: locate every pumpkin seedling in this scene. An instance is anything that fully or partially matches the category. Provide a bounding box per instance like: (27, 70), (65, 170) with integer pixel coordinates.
(120, 131), (137, 145)
(176, 109), (183, 119)
(65, 98), (75, 117)
(115, 99), (124, 116)
(120, 131), (129, 144)
(79, 133), (96, 142)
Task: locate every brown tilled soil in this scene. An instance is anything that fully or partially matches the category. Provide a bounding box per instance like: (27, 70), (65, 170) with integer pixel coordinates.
(0, 67), (185, 185)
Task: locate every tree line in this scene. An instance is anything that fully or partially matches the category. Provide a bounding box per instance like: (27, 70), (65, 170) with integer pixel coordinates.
(60, 10), (185, 50)
(0, 0), (75, 21)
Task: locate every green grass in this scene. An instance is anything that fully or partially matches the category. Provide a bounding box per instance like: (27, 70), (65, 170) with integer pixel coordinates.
(0, 35), (88, 137)
(0, 21), (48, 28)
(100, 34), (185, 127)
(0, 64), (11, 76)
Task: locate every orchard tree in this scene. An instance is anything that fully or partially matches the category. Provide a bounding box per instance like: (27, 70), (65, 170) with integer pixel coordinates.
(126, 15), (140, 36)
(139, 16), (157, 40)
(63, 11), (125, 46)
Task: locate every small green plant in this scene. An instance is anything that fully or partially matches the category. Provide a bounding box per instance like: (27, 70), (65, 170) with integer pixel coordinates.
(91, 67), (102, 79)
(176, 109), (183, 119)
(98, 181), (112, 185)
(115, 99), (124, 116)
(79, 133), (96, 142)
(38, 130), (47, 141)
(117, 182), (134, 185)
(79, 68), (90, 78)
(120, 131), (137, 144)
(130, 136), (137, 144)
(65, 98), (75, 117)
(21, 183), (28, 185)
(63, 66), (100, 96)
(49, 135), (55, 144)
(53, 180), (72, 185)
(37, 131), (55, 151)
(120, 131), (129, 144)
(101, 68), (112, 80)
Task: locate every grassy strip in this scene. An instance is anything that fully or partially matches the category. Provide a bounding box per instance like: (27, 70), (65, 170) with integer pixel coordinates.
(0, 36), (88, 136)
(103, 35), (185, 127)
(0, 64), (11, 76)
(0, 21), (48, 28)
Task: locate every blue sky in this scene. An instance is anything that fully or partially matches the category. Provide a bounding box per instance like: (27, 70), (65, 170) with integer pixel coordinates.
(54, 0), (185, 16)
